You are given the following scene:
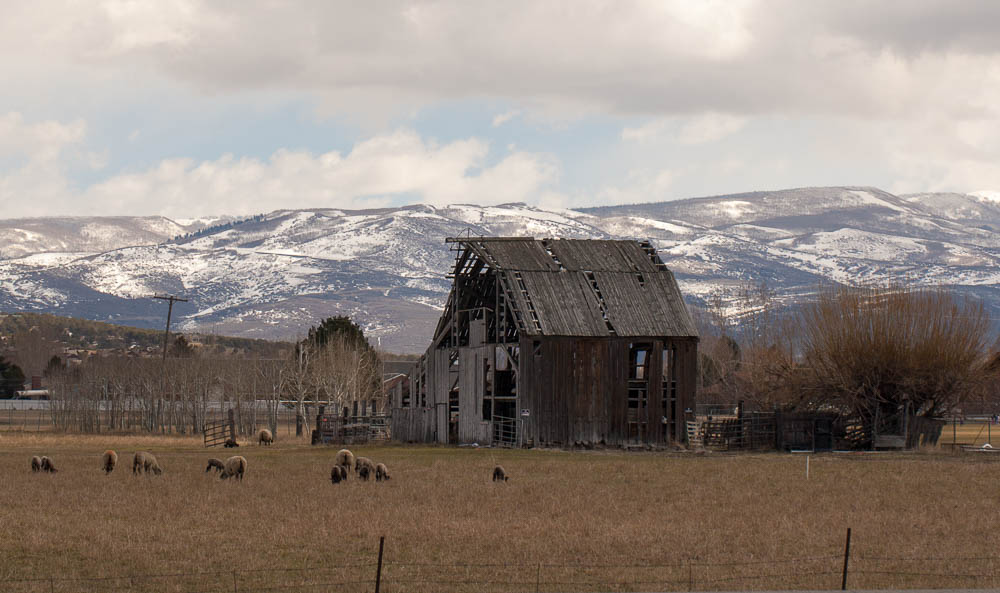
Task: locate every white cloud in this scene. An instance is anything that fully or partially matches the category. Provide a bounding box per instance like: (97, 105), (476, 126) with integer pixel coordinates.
(1, 119), (559, 217)
(677, 113), (747, 145)
(596, 168), (677, 206)
(622, 113), (747, 145)
(492, 109), (521, 127)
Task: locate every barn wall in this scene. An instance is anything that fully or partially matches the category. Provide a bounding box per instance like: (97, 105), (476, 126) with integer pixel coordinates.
(519, 336), (697, 447)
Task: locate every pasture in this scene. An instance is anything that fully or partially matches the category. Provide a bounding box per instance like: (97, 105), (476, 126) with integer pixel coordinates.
(2, 433), (1000, 592)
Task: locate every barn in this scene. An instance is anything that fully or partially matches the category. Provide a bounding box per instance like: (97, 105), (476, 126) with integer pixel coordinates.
(391, 237), (698, 448)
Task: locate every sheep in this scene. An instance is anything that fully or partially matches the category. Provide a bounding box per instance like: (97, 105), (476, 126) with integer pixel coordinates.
(219, 456), (247, 481)
(132, 451), (162, 475)
(492, 465), (509, 482)
(335, 449), (355, 470)
(257, 428), (273, 446)
(205, 458), (225, 473)
(102, 450), (118, 474)
(30, 456), (42, 472)
(40, 456), (58, 473)
(224, 438), (240, 448)
(375, 463), (391, 482)
(339, 465), (348, 481)
(354, 456), (375, 476)
(330, 465), (343, 484)
(358, 464), (371, 481)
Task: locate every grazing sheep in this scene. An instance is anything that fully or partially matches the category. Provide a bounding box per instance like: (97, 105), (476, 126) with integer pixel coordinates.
(330, 465), (343, 484)
(102, 450), (118, 474)
(132, 451), (162, 475)
(257, 429), (273, 446)
(40, 456), (58, 473)
(31, 456), (41, 472)
(205, 458), (225, 473)
(358, 464), (371, 481)
(375, 463), (390, 482)
(354, 456), (375, 476)
(220, 456), (247, 481)
(224, 438), (239, 448)
(492, 465), (509, 482)
(335, 449), (355, 470)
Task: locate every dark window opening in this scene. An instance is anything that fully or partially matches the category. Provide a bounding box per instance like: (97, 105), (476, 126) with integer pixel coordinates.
(482, 398), (493, 421)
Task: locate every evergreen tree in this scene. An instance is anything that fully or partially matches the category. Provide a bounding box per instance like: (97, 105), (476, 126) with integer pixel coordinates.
(0, 356), (26, 398)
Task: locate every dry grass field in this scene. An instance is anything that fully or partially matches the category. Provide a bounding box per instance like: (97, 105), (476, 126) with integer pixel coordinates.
(3, 433), (1000, 592)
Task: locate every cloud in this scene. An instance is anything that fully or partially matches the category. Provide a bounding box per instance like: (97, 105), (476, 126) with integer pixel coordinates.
(677, 113), (747, 145)
(0, 117), (559, 217)
(6, 1), (1000, 122)
(622, 113), (747, 144)
(492, 109), (521, 127)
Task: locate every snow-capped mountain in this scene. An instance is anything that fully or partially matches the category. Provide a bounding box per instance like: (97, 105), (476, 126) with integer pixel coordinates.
(1, 187), (998, 352)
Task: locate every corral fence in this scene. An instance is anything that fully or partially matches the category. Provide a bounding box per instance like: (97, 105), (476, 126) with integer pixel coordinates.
(4, 533), (1000, 592)
(313, 406), (391, 445)
(690, 403), (948, 452)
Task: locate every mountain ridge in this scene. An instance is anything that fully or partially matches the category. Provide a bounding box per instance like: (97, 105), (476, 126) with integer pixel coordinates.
(1, 186), (998, 352)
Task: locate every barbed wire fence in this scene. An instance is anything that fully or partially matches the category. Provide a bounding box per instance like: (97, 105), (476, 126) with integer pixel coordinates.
(3, 532), (1000, 592)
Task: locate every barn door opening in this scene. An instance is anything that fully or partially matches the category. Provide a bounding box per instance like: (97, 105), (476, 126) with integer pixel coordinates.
(628, 342), (651, 443)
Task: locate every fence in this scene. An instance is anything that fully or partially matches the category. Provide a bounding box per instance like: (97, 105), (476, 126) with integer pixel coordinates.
(3, 534), (1000, 592)
(0, 401), (321, 439)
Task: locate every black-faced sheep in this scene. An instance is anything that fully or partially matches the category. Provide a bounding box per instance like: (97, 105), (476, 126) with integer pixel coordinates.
(224, 438), (239, 448)
(354, 456), (375, 476)
(375, 463), (390, 482)
(492, 465), (509, 482)
(330, 465), (343, 484)
(31, 456), (41, 472)
(40, 456), (58, 473)
(339, 465), (348, 481)
(335, 449), (355, 470)
(132, 451), (162, 475)
(102, 450), (118, 474)
(220, 456), (247, 481)
(358, 464), (371, 481)
(257, 429), (273, 446)
(205, 458), (225, 473)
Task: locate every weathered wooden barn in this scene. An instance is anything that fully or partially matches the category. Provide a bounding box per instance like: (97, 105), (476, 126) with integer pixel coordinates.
(391, 237), (698, 447)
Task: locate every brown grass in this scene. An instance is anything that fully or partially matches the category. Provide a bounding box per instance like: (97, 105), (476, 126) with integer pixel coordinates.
(2, 434), (1000, 592)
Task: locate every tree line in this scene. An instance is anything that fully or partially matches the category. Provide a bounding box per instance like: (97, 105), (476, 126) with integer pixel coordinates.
(43, 316), (383, 436)
(696, 282), (999, 447)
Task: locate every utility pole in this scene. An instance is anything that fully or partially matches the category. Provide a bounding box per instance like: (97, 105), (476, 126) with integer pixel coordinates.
(154, 294), (188, 361)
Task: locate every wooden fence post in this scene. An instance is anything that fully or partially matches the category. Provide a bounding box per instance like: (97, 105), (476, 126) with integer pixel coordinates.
(374, 536), (385, 593)
(841, 527), (851, 590)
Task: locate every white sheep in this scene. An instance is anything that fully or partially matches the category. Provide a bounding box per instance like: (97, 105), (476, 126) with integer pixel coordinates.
(492, 465), (509, 482)
(132, 451), (162, 475)
(205, 458), (225, 473)
(102, 450), (118, 474)
(257, 429), (273, 446)
(335, 449), (355, 470)
(40, 456), (58, 473)
(30, 456), (41, 472)
(354, 456), (375, 476)
(375, 463), (390, 482)
(220, 456), (247, 481)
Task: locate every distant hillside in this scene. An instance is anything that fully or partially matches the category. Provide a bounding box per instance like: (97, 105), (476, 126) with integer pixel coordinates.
(0, 312), (292, 358)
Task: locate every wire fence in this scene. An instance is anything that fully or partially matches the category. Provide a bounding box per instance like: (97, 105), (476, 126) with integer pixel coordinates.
(4, 542), (1000, 592)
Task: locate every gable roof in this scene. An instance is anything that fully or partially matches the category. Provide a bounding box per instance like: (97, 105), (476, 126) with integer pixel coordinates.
(450, 237), (698, 338)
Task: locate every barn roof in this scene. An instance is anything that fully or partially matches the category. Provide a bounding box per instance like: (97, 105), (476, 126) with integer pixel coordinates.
(448, 237), (698, 338)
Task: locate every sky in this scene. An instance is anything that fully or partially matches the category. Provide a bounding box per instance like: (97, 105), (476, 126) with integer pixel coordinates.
(2, 1), (1000, 219)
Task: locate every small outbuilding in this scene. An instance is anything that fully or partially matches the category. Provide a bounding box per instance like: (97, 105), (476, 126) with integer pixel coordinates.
(392, 237), (699, 448)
